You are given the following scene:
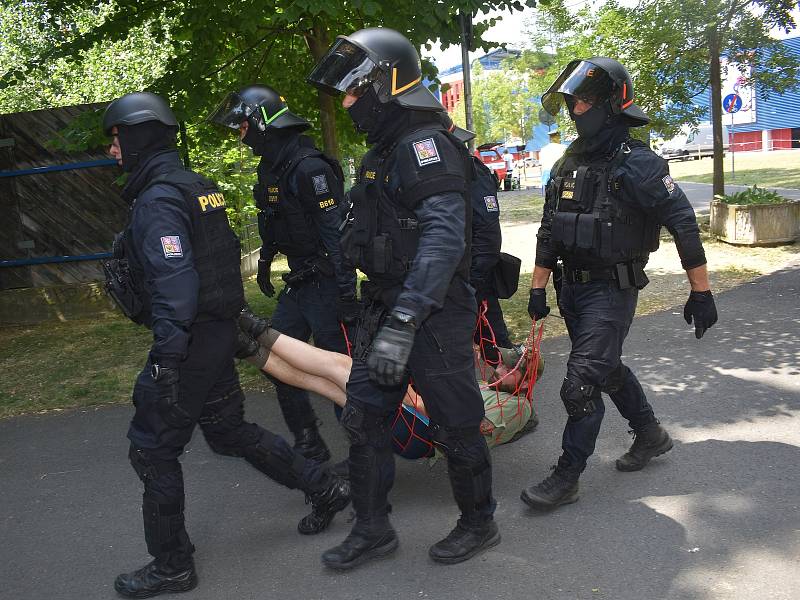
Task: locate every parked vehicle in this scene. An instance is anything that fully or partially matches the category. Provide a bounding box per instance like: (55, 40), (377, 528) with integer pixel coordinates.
(475, 142), (508, 182)
(660, 123), (729, 161)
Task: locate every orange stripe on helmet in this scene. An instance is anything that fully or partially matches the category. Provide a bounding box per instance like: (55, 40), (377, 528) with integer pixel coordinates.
(622, 99), (634, 109)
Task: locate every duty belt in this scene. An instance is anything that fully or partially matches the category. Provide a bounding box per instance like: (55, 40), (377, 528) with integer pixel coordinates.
(562, 265), (616, 284)
(562, 261), (649, 290)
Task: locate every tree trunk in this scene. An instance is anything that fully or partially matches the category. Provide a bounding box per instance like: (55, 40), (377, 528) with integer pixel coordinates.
(709, 36), (725, 199)
(305, 24), (339, 159)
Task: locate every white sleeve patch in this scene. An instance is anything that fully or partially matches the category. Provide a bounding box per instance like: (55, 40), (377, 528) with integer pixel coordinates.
(662, 175), (676, 194)
(484, 195), (499, 212)
(412, 137), (441, 166)
(160, 235), (183, 258)
(312, 173), (329, 195)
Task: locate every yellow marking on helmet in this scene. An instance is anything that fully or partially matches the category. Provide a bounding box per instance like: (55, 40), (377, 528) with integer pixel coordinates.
(391, 68), (421, 95)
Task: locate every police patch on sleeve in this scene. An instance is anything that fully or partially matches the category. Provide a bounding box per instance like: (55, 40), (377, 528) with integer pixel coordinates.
(412, 137), (441, 166)
(312, 173), (329, 195)
(484, 195), (499, 212)
(662, 174), (676, 194)
(160, 235), (183, 258)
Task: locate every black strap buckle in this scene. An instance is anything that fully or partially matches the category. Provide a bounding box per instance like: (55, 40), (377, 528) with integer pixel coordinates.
(574, 269), (591, 283)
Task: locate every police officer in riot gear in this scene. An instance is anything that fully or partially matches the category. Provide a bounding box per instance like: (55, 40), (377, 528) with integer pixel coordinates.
(308, 27), (499, 570)
(210, 85), (356, 464)
(520, 58), (718, 510)
(104, 92), (350, 598)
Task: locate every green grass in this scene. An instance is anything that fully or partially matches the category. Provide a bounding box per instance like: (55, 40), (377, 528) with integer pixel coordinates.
(499, 189), (545, 225)
(668, 149), (800, 189)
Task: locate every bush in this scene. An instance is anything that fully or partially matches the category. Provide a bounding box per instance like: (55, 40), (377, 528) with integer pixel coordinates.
(716, 185), (788, 206)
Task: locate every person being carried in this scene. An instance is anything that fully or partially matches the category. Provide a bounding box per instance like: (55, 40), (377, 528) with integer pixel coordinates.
(236, 307), (543, 460)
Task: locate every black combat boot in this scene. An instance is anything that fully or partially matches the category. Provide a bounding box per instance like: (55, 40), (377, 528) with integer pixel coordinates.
(615, 421), (673, 472)
(322, 444), (398, 570)
(114, 558), (197, 599)
(520, 458), (580, 510)
(293, 423), (331, 463)
(115, 497), (197, 598)
(429, 519), (500, 564)
(297, 475), (352, 535)
(430, 434), (500, 564)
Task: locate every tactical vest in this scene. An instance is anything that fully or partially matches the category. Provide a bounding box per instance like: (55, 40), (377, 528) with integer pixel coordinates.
(469, 156), (501, 221)
(121, 170), (244, 325)
(254, 147), (344, 259)
(341, 126), (471, 289)
(548, 140), (660, 266)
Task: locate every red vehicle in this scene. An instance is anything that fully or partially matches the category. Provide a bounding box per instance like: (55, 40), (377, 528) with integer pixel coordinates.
(475, 142), (508, 182)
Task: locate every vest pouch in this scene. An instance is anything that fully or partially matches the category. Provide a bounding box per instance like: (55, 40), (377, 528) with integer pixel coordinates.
(575, 213), (596, 249)
(371, 234), (393, 274)
(551, 212), (578, 250)
(253, 183), (268, 211)
(599, 220), (613, 258)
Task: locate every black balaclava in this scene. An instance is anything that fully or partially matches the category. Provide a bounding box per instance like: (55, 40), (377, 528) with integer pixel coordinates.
(117, 121), (177, 173)
(251, 128), (300, 171)
(567, 96), (630, 156)
(348, 86), (409, 146)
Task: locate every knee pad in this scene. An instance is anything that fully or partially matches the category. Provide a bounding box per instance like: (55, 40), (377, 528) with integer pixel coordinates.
(340, 401), (393, 448)
(129, 445), (182, 484)
(560, 377), (599, 418)
(602, 363), (630, 395)
(242, 430), (307, 490)
(200, 387), (261, 456)
(432, 426), (489, 471)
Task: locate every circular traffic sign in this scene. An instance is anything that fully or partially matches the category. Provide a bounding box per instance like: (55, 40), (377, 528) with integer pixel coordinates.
(723, 93), (742, 113)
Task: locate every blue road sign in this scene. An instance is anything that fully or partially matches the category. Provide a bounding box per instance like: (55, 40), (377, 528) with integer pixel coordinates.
(723, 93), (742, 113)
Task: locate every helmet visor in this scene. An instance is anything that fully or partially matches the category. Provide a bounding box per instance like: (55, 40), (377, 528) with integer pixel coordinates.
(541, 60), (616, 116)
(207, 92), (257, 130)
(307, 38), (383, 97)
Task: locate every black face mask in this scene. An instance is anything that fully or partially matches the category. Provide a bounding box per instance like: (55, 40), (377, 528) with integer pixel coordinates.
(242, 120), (265, 154)
(117, 122), (177, 172)
(573, 104), (610, 139)
(347, 86), (385, 135)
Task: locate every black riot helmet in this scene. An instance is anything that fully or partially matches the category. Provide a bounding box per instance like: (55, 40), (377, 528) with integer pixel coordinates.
(307, 27), (443, 112)
(102, 92), (179, 172)
(208, 84), (310, 134)
(102, 91), (178, 136)
(541, 57), (649, 127)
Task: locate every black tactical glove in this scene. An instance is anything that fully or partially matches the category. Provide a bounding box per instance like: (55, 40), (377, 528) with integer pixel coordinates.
(527, 288), (550, 321)
(257, 258), (275, 297)
(683, 290), (718, 339)
(151, 363), (191, 428)
(337, 294), (361, 325)
(367, 310), (416, 387)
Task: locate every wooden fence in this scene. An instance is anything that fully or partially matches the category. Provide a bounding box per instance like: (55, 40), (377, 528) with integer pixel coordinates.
(0, 103), (126, 291)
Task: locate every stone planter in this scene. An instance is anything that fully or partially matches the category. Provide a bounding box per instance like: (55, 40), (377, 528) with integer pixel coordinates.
(710, 200), (799, 245)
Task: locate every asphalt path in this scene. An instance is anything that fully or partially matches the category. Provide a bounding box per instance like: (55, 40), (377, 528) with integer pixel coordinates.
(518, 170), (800, 215)
(676, 181), (800, 214)
(1, 264), (798, 600)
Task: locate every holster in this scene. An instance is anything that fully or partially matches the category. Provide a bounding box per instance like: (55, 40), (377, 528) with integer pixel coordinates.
(352, 300), (388, 362)
(103, 258), (144, 324)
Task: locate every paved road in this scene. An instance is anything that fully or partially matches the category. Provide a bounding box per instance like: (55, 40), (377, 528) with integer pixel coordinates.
(677, 181), (800, 214)
(518, 172), (800, 215)
(1, 264), (798, 600)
